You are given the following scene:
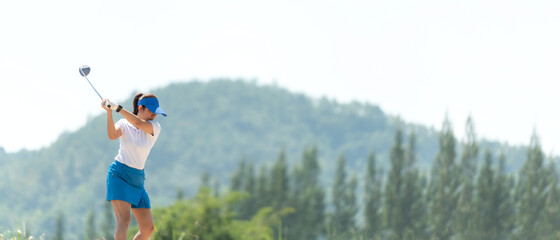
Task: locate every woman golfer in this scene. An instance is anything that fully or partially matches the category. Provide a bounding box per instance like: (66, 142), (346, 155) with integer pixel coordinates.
(102, 93), (167, 240)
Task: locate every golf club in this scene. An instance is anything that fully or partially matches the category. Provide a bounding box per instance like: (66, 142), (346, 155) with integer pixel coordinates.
(79, 65), (112, 108)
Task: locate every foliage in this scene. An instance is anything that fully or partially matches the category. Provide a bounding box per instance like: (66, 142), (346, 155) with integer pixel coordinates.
(364, 151), (383, 237)
(148, 188), (292, 240)
(329, 154), (359, 239)
(428, 117), (459, 240)
(4, 114), (560, 239)
(0, 80), (553, 238)
(0, 230), (44, 240)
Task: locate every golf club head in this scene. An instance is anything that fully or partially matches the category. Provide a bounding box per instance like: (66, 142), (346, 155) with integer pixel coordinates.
(78, 65), (103, 99)
(79, 65), (90, 77)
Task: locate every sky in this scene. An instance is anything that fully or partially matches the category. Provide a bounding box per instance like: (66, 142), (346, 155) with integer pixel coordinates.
(1, 0), (560, 155)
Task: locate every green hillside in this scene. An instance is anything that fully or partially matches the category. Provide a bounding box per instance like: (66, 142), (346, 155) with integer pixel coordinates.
(0, 80), (530, 237)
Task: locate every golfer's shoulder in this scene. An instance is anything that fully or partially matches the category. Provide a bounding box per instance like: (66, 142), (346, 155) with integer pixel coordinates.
(148, 120), (161, 135)
(148, 120), (161, 129)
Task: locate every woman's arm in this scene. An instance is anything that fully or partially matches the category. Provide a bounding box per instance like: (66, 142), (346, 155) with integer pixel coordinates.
(103, 100), (122, 140)
(118, 108), (155, 136)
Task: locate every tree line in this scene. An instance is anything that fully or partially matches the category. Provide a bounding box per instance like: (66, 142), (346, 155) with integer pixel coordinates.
(2, 81), (534, 238)
(69, 117), (560, 240)
(213, 117), (558, 240)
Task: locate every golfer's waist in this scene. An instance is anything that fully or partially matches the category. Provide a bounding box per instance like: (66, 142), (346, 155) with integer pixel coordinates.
(112, 160), (145, 175)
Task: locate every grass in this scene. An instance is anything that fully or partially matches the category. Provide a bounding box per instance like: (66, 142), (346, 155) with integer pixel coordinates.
(0, 229), (44, 240)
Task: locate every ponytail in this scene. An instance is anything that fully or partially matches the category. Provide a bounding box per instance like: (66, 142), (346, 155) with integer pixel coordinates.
(133, 93), (144, 115)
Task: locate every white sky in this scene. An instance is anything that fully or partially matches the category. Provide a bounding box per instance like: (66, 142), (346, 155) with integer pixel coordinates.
(1, 0), (560, 154)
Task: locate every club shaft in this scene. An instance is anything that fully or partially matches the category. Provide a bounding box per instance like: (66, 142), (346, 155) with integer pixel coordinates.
(84, 76), (103, 100)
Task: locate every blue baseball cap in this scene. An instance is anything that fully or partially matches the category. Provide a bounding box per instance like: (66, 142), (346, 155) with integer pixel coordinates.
(138, 98), (167, 117)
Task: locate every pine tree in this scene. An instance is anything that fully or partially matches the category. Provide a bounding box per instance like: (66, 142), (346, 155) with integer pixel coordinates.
(255, 164), (270, 210)
(230, 158), (256, 220)
(540, 162), (560, 239)
(347, 174), (359, 236)
(330, 154), (358, 239)
(240, 161), (256, 219)
(52, 212), (64, 240)
(101, 201), (115, 240)
(384, 128), (407, 239)
(200, 170), (211, 190)
(428, 117), (459, 240)
(213, 180), (221, 198)
(453, 117), (479, 239)
(270, 150), (289, 211)
(230, 158), (246, 192)
(269, 150), (290, 238)
(494, 152), (514, 240)
(402, 132), (427, 240)
(364, 151), (383, 238)
(288, 146), (325, 240)
(515, 133), (548, 239)
(176, 188), (185, 201)
(459, 117), (479, 179)
(85, 209), (96, 240)
(473, 150), (497, 239)
(413, 173), (429, 240)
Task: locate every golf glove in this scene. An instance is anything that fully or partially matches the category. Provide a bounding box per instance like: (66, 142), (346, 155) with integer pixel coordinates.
(104, 100), (123, 112)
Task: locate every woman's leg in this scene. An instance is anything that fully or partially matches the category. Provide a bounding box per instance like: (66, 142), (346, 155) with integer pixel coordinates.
(111, 200), (132, 240)
(132, 208), (155, 240)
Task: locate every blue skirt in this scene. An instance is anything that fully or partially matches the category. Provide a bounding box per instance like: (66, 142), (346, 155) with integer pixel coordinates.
(106, 161), (151, 209)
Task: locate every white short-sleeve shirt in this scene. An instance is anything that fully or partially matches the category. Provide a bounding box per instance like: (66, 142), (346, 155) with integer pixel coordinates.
(114, 119), (161, 169)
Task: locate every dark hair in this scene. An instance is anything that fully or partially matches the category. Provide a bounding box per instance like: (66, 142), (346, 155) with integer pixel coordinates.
(133, 93), (157, 115)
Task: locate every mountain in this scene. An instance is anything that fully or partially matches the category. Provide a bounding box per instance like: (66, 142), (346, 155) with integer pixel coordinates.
(0, 79), (529, 237)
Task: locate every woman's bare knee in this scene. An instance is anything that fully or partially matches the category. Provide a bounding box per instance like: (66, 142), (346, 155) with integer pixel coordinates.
(132, 208), (155, 239)
(140, 224), (155, 235)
